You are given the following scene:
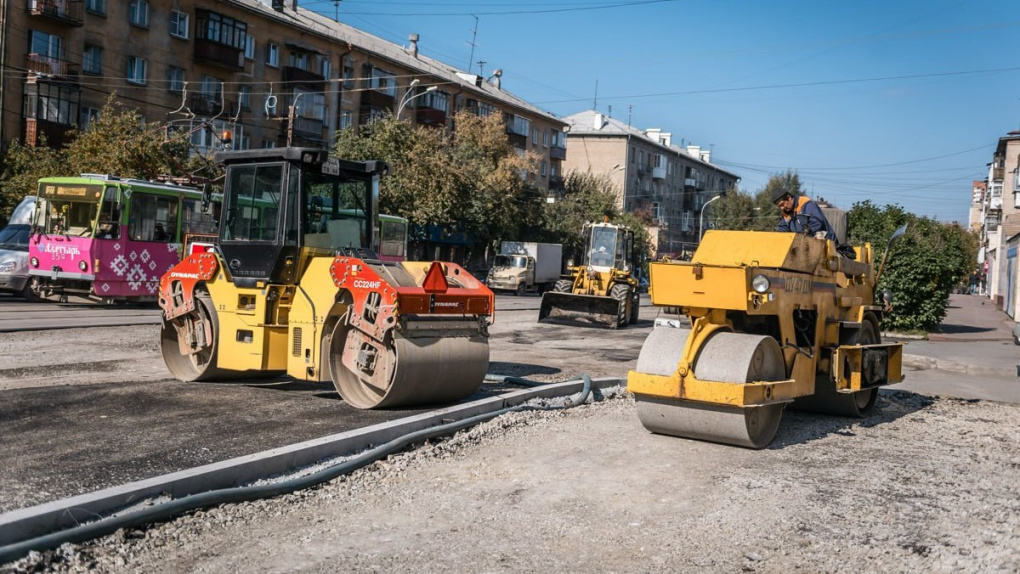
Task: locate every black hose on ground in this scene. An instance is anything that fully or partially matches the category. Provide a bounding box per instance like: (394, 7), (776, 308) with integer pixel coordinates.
(0, 374), (593, 566)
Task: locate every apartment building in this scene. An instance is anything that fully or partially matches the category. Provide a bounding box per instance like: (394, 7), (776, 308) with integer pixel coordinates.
(979, 131), (1020, 316)
(0, 0), (567, 189)
(561, 110), (739, 256)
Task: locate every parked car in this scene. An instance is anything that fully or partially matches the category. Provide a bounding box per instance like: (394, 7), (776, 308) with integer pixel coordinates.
(0, 196), (38, 301)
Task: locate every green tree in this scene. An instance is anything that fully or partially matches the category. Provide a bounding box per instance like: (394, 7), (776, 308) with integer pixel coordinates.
(65, 96), (189, 180)
(711, 171), (799, 233)
(0, 136), (67, 224)
(540, 170), (617, 258)
(848, 200), (978, 332)
(332, 112), (541, 257)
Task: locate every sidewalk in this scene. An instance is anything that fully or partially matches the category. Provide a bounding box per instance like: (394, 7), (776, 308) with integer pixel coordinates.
(894, 293), (1018, 378)
(890, 294), (1020, 403)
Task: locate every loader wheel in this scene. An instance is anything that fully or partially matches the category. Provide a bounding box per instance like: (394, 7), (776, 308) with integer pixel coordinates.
(160, 293), (226, 382)
(609, 283), (630, 328)
(552, 279), (572, 293)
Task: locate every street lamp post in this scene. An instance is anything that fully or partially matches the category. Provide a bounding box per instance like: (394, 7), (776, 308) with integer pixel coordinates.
(699, 191), (726, 242)
(397, 80), (437, 119)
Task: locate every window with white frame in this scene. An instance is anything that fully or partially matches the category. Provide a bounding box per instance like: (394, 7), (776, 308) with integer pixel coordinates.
(541, 160), (547, 177)
(532, 128), (538, 145)
(200, 75), (221, 102)
(167, 66), (185, 93)
(261, 140), (277, 149)
(29, 30), (62, 59)
(294, 88), (325, 121)
(543, 130), (549, 147)
(244, 35), (255, 60)
(289, 52), (309, 70)
(126, 57), (147, 85)
(24, 82), (78, 126)
(420, 90), (448, 112)
(83, 44), (102, 75)
(365, 66), (395, 96)
(238, 85), (250, 109)
(508, 115), (529, 137)
(169, 11), (189, 39)
(318, 55), (330, 78)
(80, 107), (100, 130)
(85, 0), (105, 15)
(340, 111), (354, 130)
(129, 0), (149, 28)
(266, 43), (279, 67)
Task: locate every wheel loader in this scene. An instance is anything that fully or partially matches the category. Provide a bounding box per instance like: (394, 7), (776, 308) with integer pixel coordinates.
(157, 148), (494, 409)
(538, 221), (639, 328)
(627, 227), (906, 448)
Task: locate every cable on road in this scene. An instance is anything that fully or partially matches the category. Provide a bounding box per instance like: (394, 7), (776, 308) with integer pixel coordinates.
(0, 374), (593, 566)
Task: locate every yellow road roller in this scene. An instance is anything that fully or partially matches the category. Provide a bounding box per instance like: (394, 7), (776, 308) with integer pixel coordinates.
(158, 148), (494, 409)
(627, 227), (905, 448)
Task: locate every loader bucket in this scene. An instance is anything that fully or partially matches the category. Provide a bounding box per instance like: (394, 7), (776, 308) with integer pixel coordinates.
(539, 292), (623, 328)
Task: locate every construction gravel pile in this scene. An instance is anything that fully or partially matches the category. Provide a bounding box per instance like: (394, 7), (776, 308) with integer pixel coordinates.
(8, 389), (1020, 573)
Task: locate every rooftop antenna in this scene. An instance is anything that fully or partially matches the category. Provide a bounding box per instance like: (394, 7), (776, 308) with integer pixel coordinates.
(627, 105), (633, 128)
(593, 80), (598, 110)
(333, 0), (341, 22)
(467, 16), (479, 70)
(477, 60), (486, 77)
(608, 104), (612, 118)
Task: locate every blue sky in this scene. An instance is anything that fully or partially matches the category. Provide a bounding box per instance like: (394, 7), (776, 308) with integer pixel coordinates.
(305, 0), (1020, 224)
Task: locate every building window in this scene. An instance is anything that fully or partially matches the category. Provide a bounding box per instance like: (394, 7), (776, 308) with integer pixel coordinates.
(543, 130), (549, 147)
(83, 45), (102, 75)
(29, 30), (62, 59)
(541, 160), (547, 177)
(197, 10), (247, 50)
(340, 111), (354, 130)
(266, 43), (279, 67)
(261, 140), (277, 149)
(126, 57), (147, 85)
(167, 66), (185, 93)
(85, 0), (105, 15)
(169, 10), (189, 39)
(364, 66), (395, 96)
(23, 82), (79, 126)
(289, 52), (309, 70)
(244, 35), (255, 60)
(318, 55), (331, 78)
(629, 146), (635, 163)
(420, 90), (448, 112)
(532, 128), (538, 145)
(129, 0), (149, 28)
(80, 107), (100, 130)
(238, 85), (250, 110)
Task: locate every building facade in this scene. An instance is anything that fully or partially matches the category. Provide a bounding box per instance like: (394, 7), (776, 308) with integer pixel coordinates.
(561, 110), (739, 257)
(977, 132), (1020, 316)
(0, 0), (567, 191)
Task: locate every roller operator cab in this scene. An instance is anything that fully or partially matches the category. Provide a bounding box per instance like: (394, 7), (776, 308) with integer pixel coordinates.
(539, 221), (640, 328)
(158, 148), (494, 409)
(627, 228), (907, 448)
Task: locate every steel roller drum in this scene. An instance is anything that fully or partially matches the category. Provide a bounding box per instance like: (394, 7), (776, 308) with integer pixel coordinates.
(634, 328), (786, 449)
(331, 325), (489, 409)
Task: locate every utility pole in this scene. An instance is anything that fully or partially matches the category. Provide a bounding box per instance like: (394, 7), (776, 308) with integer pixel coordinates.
(467, 16), (479, 70)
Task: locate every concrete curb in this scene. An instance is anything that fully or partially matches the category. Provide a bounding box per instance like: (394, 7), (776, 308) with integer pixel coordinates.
(0, 377), (623, 547)
(902, 353), (1016, 378)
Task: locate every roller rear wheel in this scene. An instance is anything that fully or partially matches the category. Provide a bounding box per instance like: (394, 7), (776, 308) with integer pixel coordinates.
(160, 293), (230, 381)
(792, 317), (879, 417)
(633, 328), (787, 449)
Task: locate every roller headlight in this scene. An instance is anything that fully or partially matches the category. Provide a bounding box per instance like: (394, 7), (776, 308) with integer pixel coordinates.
(751, 274), (770, 293)
(30, 257), (39, 268)
(79, 260), (88, 272)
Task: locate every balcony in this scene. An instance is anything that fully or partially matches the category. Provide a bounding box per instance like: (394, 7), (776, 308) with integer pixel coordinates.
(683, 177), (697, 188)
(26, 0), (83, 26)
(288, 116), (324, 139)
(282, 66), (325, 88)
(194, 39), (244, 71)
(505, 129), (527, 149)
(25, 53), (79, 82)
(189, 94), (239, 118)
(549, 175), (565, 190)
(361, 90), (394, 110)
(993, 168), (1004, 181)
(414, 107), (447, 126)
(652, 166), (667, 180)
(550, 145), (566, 161)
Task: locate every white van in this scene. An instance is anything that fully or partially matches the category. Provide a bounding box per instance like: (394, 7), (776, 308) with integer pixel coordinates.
(0, 196), (38, 300)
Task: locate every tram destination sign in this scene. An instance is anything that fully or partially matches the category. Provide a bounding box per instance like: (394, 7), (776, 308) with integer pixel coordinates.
(41, 184), (102, 199)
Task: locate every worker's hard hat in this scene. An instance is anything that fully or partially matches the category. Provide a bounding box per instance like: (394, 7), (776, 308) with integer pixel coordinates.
(771, 187), (792, 204)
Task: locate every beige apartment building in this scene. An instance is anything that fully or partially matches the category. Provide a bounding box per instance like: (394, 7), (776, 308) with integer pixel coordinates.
(0, 0), (567, 190)
(979, 132), (1020, 315)
(561, 110), (739, 256)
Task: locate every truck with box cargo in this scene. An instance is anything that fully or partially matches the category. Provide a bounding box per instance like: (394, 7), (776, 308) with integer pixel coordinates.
(486, 242), (563, 295)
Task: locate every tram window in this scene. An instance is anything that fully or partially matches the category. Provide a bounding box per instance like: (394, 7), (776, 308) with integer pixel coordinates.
(182, 197), (218, 237)
(380, 220), (405, 257)
(98, 187), (120, 239)
(129, 193), (180, 242)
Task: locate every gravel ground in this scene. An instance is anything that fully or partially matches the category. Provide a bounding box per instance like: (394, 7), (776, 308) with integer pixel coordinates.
(7, 388), (1020, 573)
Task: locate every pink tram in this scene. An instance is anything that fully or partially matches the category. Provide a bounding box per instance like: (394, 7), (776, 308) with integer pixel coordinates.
(27, 175), (217, 302)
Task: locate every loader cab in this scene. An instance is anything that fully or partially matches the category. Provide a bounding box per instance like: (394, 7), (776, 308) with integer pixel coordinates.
(213, 148), (387, 286)
(582, 223), (633, 273)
